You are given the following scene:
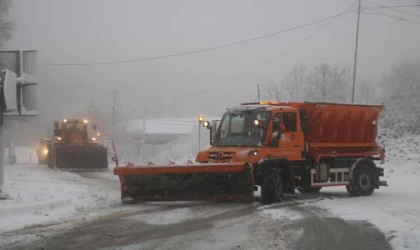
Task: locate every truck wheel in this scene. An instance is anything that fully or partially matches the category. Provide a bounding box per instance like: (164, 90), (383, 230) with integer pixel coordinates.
(261, 174), (283, 204)
(297, 187), (322, 193)
(348, 165), (376, 196)
(346, 185), (359, 196)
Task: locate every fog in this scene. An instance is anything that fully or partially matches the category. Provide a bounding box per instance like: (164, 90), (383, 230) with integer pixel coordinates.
(3, 0), (420, 144)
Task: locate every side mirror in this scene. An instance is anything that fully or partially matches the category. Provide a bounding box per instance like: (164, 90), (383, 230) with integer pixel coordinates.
(271, 130), (280, 147)
(270, 117), (281, 147)
(210, 120), (218, 145)
(92, 123), (97, 131)
(54, 121), (59, 129)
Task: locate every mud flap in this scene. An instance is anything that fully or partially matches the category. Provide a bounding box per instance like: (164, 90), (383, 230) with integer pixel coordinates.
(115, 163), (255, 202)
(53, 144), (108, 171)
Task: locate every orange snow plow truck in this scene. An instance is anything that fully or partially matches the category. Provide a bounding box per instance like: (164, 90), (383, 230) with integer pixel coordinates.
(114, 101), (387, 204)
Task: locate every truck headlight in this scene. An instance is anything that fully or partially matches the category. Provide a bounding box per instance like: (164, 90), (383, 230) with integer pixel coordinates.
(249, 150), (258, 156)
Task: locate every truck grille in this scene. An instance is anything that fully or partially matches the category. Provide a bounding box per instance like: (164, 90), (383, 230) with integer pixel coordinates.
(208, 151), (235, 161)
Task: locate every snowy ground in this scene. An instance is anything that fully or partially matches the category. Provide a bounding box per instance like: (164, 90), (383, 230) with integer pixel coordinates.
(316, 133), (420, 250)
(0, 147), (121, 234)
(2, 133), (420, 250)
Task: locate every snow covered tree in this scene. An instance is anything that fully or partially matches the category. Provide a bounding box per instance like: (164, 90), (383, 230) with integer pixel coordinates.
(0, 0), (15, 48)
(380, 60), (420, 136)
(355, 80), (378, 104)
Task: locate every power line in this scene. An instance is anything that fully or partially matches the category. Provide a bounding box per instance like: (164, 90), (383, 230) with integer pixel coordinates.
(361, 10), (420, 24)
(150, 7), (357, 102)
(40, 11), (355, 66)
(364, 0), (420, 17)
(372, 4), (420, 8)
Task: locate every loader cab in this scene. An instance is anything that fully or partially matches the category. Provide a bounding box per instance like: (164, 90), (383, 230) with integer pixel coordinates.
(53, 119), (97, 145)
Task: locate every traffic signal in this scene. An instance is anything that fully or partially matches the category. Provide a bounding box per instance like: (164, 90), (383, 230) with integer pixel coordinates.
(0, 50), (38, 116)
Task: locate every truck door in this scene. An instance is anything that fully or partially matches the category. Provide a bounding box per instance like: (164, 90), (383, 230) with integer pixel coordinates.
(273, 111), (304, 160)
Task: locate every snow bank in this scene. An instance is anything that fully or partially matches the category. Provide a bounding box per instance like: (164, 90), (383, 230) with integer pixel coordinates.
(0, 150), (120, 233)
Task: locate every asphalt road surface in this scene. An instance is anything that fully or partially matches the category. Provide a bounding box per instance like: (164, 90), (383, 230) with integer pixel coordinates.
(1, 194), (392, 250)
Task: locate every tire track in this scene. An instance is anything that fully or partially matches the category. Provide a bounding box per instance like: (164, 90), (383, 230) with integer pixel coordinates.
(3, 193), (379, 250)
(285, 206), (393, 250)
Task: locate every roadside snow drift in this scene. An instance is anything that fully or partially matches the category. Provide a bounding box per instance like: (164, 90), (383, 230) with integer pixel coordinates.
(0, 159), (120, 233)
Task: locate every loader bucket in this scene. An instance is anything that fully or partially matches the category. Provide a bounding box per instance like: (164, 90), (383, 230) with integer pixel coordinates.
(114, 162), (255, 202)
(53, 144), (108, 171)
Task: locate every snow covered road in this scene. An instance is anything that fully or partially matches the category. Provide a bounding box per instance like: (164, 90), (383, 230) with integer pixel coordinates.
(1, 198), (392, 250)
(2, 135), (420, 250)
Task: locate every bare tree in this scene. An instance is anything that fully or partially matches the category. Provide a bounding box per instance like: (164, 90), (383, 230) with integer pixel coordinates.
(263, 80), (284, 101)
(329, 66), (351, 102)
(282, 65), (307, 101)
(0, 0), (15, 48)
(305, 63), (350, 102)
(305, 63), (331, 101)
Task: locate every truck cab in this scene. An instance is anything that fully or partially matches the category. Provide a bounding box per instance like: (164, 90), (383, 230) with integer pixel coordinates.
(196, 102), (306, 164)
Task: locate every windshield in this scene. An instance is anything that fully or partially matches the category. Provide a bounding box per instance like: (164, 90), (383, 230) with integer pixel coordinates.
(214, 110), (271, 146)
(63, 122), (86, 132)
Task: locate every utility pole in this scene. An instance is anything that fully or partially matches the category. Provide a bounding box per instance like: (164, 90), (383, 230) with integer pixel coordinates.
(0, 104), (5, 199)
(257, 83), (261, 102)
(351, 0), (362, 103)
(110, 89), (118, 141)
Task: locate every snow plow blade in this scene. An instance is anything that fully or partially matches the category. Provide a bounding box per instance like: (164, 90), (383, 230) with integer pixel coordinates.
(114, 162), (254, 202)
(52, 144), (108, 171)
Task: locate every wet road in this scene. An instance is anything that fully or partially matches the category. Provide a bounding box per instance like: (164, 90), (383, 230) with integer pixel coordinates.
(2, 194), (392, 250)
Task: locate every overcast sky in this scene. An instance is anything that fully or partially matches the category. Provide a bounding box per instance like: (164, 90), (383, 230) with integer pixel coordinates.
(5, 0), (420, 119)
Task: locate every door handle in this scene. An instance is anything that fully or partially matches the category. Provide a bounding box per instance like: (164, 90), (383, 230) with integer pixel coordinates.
(293, 144), (300, 148)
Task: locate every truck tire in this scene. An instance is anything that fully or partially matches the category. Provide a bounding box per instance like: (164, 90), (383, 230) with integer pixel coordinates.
(346, 185), (359, 196)
(261, 174), (283, 204)
(297, 187), (322, 193)
(348, 164), (376, 196)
